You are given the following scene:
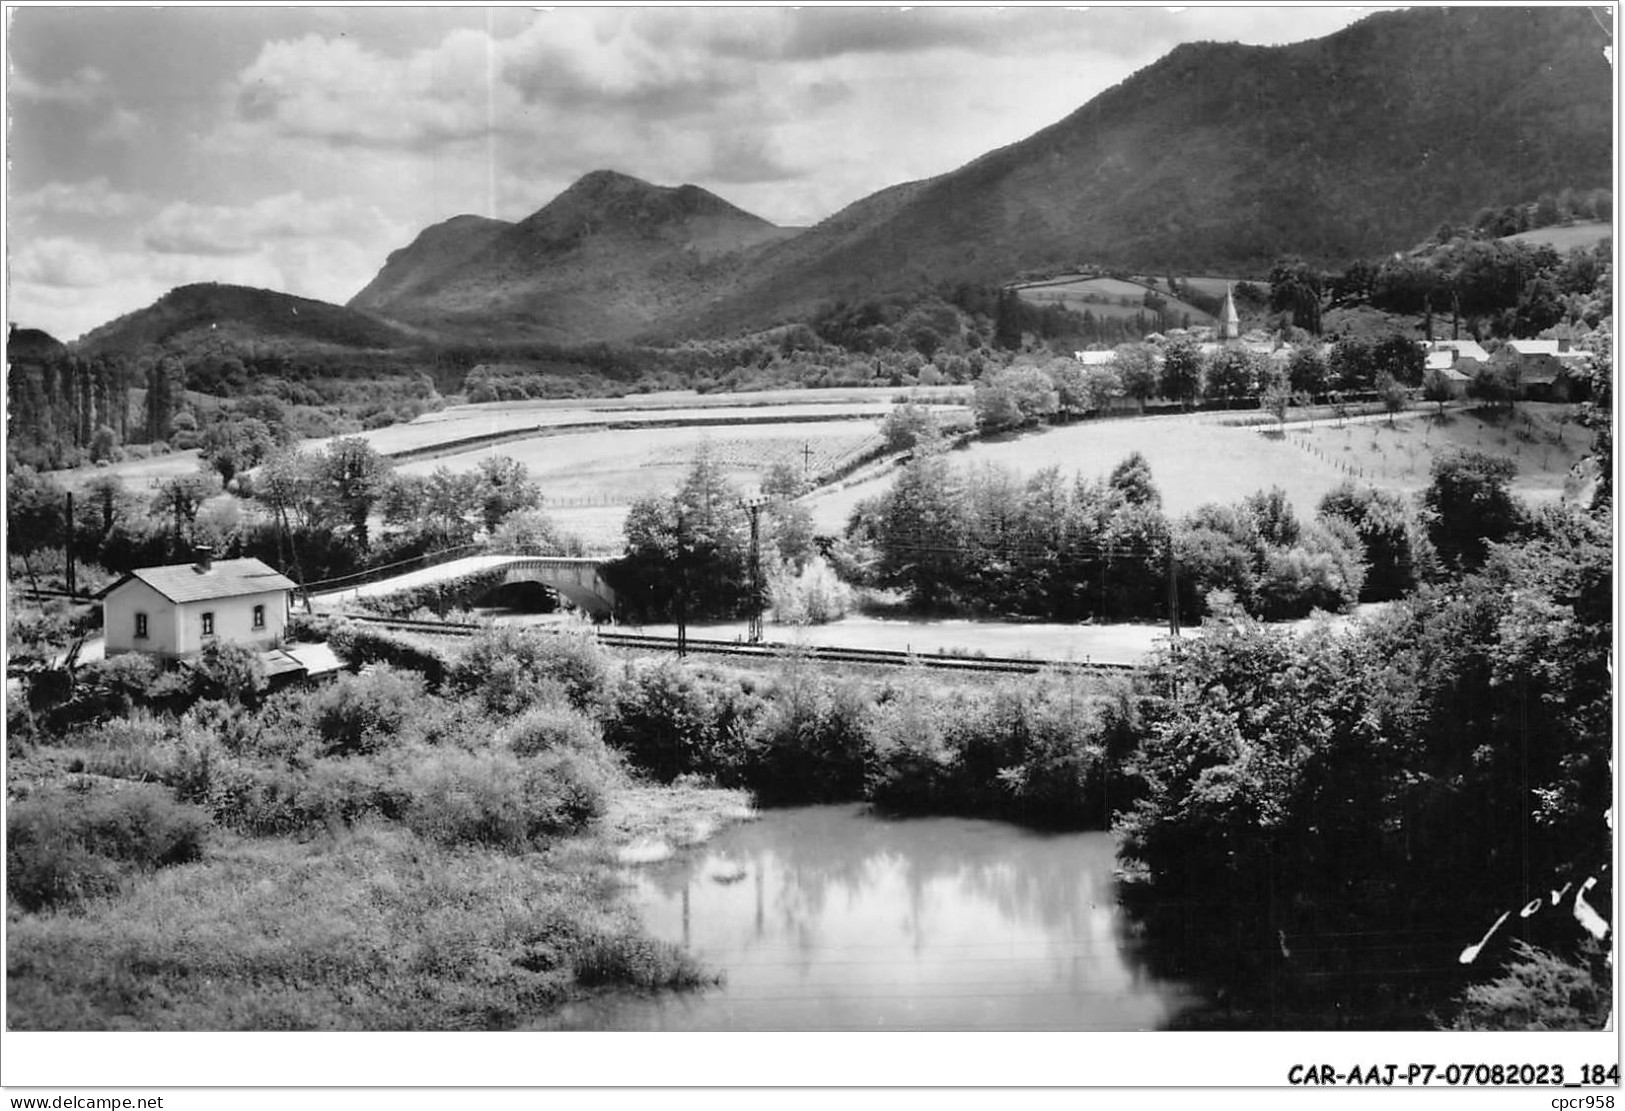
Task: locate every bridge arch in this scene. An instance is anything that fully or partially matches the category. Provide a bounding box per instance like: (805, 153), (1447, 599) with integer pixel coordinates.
(494, 557), (617, 619)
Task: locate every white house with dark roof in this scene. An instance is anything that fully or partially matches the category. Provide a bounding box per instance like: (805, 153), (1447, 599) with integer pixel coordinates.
(98, 549), (296, 658)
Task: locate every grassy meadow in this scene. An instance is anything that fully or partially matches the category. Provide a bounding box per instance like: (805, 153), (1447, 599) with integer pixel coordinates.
(1013, 275), (1214, 323)
(1502, 220), (1613, 252)
(803, 403), (1590, 533)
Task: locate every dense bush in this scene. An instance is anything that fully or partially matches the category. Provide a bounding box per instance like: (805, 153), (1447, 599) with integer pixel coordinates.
(328, 622), (449, 689)
(869, 670), (1123, 827)
(504, 703), (605, 759)
(310, 666), (428, 756)
(396, 747), (607, 849)
(1446, 941), (1612, 1031)
(748, 669), (875, 804)
(766, 557), (853, 624)
(7, 783), (209, 910)
(602, 660), (765, 784)
(450, 627), (610, 716)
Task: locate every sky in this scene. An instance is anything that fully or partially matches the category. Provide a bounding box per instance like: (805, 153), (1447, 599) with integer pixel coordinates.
(5, 4), (1394, 341)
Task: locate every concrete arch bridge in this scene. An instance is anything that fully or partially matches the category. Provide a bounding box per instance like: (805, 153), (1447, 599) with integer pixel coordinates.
(312, 554), (617, 619)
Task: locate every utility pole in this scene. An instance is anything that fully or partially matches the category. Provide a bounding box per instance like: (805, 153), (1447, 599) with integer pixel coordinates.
(675, 509), (689, 657)
(802, 441), (813, 479)
(64, 491), (76, 597)
(1166, 546), (1181, 638)
(741, 496), (767, 644)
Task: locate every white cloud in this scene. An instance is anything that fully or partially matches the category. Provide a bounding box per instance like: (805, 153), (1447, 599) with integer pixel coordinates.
(9, 64), (111, 105)
(11, 177), (142, 219)
(10, 236), (113, 289)
(233, 31), (519, 150)
(142, 192), (398, 257)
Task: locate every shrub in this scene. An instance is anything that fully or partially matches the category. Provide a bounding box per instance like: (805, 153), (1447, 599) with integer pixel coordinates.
(397, 747), (607, 849)
(505, 704), (604, 758)
(1446, 940), (1612, 1031)
(867, 679), (955, 813)
(7, 784), (210, 911)
(603, 660), (764, 784)
(450, 627), (610, 716)
(1255, 519), (1366, 619)
(328, 623), (449, 690)
(766, 557), (854, 625)
(571, 933), (714, 990)
(71, 711), (174, 782)
(44, 653), (168, 731)
(186, 641), (269, 707)
(310, 666), (428, 756)
(748, 671), (875, 804)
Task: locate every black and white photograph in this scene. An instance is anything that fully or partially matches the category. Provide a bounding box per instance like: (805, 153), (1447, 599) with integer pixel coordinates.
(2, 1), (1617, 1095)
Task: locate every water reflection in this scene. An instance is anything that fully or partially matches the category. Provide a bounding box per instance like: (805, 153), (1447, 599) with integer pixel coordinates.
(542, 805), (1207, 1031)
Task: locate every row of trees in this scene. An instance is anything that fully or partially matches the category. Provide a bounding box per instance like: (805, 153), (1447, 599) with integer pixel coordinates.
(7, 439), (569, 593)
(839, 437), (1545, 626)
(968, 331), (1433, 434)
(1272, 235), (1611, 339)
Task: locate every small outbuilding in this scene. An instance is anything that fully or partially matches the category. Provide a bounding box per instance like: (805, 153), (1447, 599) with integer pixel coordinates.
(97, 548), (297, 658)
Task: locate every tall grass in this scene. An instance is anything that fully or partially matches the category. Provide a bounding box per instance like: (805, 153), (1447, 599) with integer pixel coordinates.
(7, 826), (711, 1030)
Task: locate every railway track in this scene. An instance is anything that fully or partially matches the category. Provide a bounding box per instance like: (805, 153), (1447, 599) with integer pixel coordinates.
(338, 613), (1138, 676)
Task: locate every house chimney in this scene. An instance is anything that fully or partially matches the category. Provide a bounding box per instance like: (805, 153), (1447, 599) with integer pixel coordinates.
(194, 545), (214, 573)
(1559, 337), (1571, 353)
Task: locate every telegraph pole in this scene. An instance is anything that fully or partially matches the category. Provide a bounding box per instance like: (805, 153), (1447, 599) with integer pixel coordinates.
(64, 491), (76, 597)
(1166, 546), (1181, 638)
(675, 509), (689, 657)
(741, 496), (767, 644)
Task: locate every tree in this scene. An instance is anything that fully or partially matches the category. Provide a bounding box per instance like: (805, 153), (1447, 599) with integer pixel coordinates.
(1268, 257), (1324, 333)
(973, 365), (1058, 431)
(1421, 368), (1455, 419)
(881, 402), (938, 452)
(993, 288), (1024, 350)
(1329, 336), (1376, 392)
(1371, 333), (1425, 387)
(1113, 343), (1160, 405)
(1286, 345), (1329, 400)
(1159, 337), (1202, 407)
(318, 437), (389, 550)
(1376, 371), (1408, 427)
(6, 469), (67, 558)
(1468, 357), (1520, 411)
(475, 454), (543, 533)
(1204, 347), (1260, 407)
(199, 417), (275, 485)
(420, 466), (483, 546)
(873, 442), (964, 609)
(1318, 482), (1427, 601)
(1260, 367), (1292, 433)
(89, 425), (119, 465)
(489, 508), (572, 556)
(1243, 487), (1300, 548)
(1108, 452), (1162, 509)
(1421, 449), (1522, 570)
(151, 472), (222, 549)
(610, 447), (750, 622)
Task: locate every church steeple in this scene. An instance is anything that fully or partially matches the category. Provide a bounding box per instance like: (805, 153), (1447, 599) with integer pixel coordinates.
(1219, 284), (1241, 341)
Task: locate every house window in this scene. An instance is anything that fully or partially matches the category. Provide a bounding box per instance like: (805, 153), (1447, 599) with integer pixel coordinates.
(253, 604), (265, 630)
(201, 611), (215, 637)
(135, 613), (148, 639)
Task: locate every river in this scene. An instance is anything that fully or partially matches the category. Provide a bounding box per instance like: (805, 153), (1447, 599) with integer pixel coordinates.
(539, 804), (1210, 1031)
